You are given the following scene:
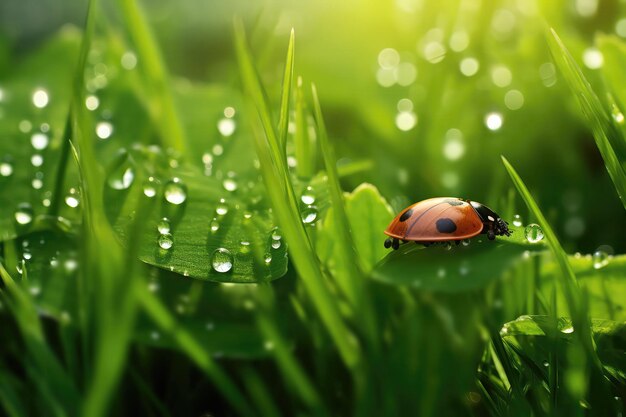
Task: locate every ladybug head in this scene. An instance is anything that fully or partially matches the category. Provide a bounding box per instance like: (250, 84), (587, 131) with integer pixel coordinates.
(495, 218), (511, 237)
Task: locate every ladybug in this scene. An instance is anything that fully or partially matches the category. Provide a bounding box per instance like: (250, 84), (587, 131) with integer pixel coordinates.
(384, 197), (511, 250)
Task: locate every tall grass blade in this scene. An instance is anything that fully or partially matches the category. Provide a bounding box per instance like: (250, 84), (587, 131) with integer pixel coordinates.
(294, 77), (315, 177)
(278, 29), (294, 154)
(311, 84), (362, 304)
(68, 2), (140, 416)
(117, 0), (187, 153)
(233, 18), (360, 369)
(547, 28), (626, 211)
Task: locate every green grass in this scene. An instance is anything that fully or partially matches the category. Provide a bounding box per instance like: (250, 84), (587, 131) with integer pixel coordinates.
(1, 1), (626, 416)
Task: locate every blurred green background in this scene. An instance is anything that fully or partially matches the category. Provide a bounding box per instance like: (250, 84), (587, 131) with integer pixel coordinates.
(2, 0), (624, 253)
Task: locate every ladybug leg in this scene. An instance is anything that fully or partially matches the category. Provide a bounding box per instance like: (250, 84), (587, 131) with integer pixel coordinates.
(384, 238), (392, 249)
(488, 229), (496, 240)
(392, 238), (400, 250)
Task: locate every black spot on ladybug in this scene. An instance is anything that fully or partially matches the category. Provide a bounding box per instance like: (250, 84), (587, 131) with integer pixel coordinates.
(399, 208), (414, 222)
(445, 199), (464, 206)
(435, 218), (457, 233)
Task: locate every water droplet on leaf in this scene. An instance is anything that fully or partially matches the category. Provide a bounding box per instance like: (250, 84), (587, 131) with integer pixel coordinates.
(524, 223), (544, 243)
(592, 250), (609, 269)
(301, 205), (318, 224)
(158, 233), (173, 250)
(164, 178), (187, 205)
(15, 203), (34, 225)
(211, 248), (233, 273)
(157, 218), (171, 234)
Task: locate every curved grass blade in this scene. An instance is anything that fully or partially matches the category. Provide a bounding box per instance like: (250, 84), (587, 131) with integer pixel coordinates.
(501, 156), (612, 407)
(278, 29), (294, 154)
(311, 84), (362, 305)
(547, 28), (626, 211)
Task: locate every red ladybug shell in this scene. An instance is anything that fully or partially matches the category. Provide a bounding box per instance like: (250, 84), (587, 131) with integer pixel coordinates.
(384, 197), (484, 242)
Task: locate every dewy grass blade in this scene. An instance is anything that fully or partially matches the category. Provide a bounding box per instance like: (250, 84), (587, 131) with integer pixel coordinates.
(311, 85), (378, 345)
(295, 77), (315, 178)
(117, 0), (187, 153)
(233, 19), (360, 369)
(311, 84), (362, 304)
(68, 2), (140, 416)
(501, 157), (581, 317)
(278, 29), (295, 155)
(547, 28), (626, 211)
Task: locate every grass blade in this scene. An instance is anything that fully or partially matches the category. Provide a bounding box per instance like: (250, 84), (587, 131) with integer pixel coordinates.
(117, 0), (187, 153)
(546, 28), (626, 210)
(278, 29), (294, 154)
(233, 18), (360, 369)
(501, 156), (610, 407)
(311, 84), (362, 304)
(295, 77), (315, 177)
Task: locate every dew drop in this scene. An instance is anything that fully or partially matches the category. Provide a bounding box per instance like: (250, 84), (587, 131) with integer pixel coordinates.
(512, 214), (522, 227)
(121, 51), (138, 70)
(211, 248), (233, 273)
(524, 223), (544, 243)
(216, 198), (228, 215)
(157, 233), (173, 250)
(143, 176), (159, 198)
(271, 240), (281, 249)
(592, 250), (609, 269)
(461, 239), (471, 246)
(460, 57), (480, 76)
(485, 112), (503, 131)
(223, 178), (238, 192)
(108, 166), (135, 190)
(164, 178), (187, 205)
(239, 241), (251, 254)
(157, 218), (171, 234)
(543, 360), (550, 367)
(31, 154), (44, 167)
(15, 203), (34, 225)
(301, 205), (318, 224)
(264, 253), (272, 264)
(0, 161), (13, 177)
(210, 218), (220, 233)
(271, 228), (282, 241)
(96, 121), (113, 139)
(65, 188), (80, 208)
(561, 325), (574, 334)
(31, 133), (49, 150)
(85, 95), (99, 111)
(217, 118), (236, 136)
(32, 88), (49, 108)
(395, 111), (418, 131)
(301, 187), (316, 204)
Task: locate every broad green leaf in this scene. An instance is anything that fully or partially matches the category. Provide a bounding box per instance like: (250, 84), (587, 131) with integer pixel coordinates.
(371, 227), (545, 292)
(0, 30), (82, 243)
(318, 183), (394, 273)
